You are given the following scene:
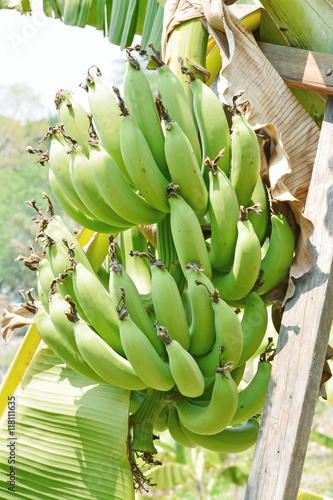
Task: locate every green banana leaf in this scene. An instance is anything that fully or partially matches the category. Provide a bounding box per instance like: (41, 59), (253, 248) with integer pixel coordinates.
(297, 490), (327, 500)
(0, 346), (134, 499)
(310, 430), (333, 449)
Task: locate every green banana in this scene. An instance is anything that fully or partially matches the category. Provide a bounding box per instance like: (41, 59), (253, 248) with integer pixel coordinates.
(257, 213), (295, 296)
(231, 359), (272, 425)
(118, 94), (170, 213)
(72, 313), (147, 390)
(48, 168), (117, 234)
(88, 140), (165, 226)
(157, 326), (205, 398)
(109, 248), (165, 357)
(195, 287), (243, 377)
(121, 226), (151, 297)
(167, 406), (197, 448)
(118, 301), (175, 392)
(230, 362), (246, 386)
(247, 176), (271, 245)
(84, 67), (132, 183)
(167, 183), (212, 279)
(41, 212), (96, 275)
(69, 144), (132, 229)
(172, 364), (238, 435)
(152, 58), (201, 165)
(162, 114), (208, 218)
(185, 263), (215, 357)
(190, 76), (231, 181)
(207, 158), (240, 269)
(36, 233), (77, 304)
(36, 257), (55, 311)
(32, 306), (106, 384)
(47, 126), (96, 214)
(212, 218), (261, 301)
(70, 260), (124, 356)
(154, 404), (169, 433)
(123, 52), (169, 178)
(54, 90), (91, 157)
(180, 417), (260, 453)
(229, 113), (261, 208)
(237, 292), (268, 367)
(48, 291), (81, 356)
(149, 256), (190, 350)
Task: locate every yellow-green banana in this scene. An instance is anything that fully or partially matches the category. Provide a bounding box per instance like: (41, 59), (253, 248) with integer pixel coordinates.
(230, 113), (261, 208)
(72, 313), (147, 390)
(70, 260), (124, 356)
(89, 140), (165, 226)
(190, 76), (231, 181)
(123, 53), (168, 178)
(47, 126), (96, 215)
(195, 288), (243, 377)
(119, 100), (170, 213)
(55, 90), (90, 157)
(109, 250), (165, 357)
(48, 291), (81, 356)
(168, 184), (212, 279)
(231, 362), (246, 386)
(41, 213), (95, 275)
(69, 144), (132, 229)
(121, 226), (151, 297)
(231, 359), (272, 425)
(180, 417), (260, 453)
(237, 292), (268, 367)
(163, 117), (208, 218)
(36, 233), (77, 305)
(185, 263), (215, 357)
(48, 168), (116, 234)
(150, 257), (190, 350)
(157, 326), (205, 398)
(172, 365), (238, 435)
(118, 302), (175, 392)
(153, 59), (201, 165)
(208, 159), (240, 269)
(84, 67), (132, 183)
(167, 406), (197, 448)
(212, 219), (261, 301)
(247, 176), (271, 245)
(154, 404), (169, 432)
(33, 306), (106, 384)
(36, 257), (55, 311)
(257, 213), (295, 296)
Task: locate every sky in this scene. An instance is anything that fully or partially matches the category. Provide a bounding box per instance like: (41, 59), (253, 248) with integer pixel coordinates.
(0, 0), (131, 121)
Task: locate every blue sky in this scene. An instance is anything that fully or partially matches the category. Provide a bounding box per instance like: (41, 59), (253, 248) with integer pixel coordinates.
(0, 0), (129, 120)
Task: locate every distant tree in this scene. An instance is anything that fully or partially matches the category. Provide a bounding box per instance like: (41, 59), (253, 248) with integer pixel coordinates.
(0, 85), (69, 298)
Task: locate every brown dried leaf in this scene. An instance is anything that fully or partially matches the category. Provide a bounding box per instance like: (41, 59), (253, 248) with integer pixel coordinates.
(1, 303), (36, 343)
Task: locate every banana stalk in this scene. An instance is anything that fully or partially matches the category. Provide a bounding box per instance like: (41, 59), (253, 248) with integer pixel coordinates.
(165, 17), (209, 112)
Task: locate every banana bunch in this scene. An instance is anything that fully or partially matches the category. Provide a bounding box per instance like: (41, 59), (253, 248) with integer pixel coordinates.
(22, 48), (298, 466)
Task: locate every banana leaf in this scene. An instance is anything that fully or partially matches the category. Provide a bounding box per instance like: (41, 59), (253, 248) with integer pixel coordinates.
(0, 346), (134, 499)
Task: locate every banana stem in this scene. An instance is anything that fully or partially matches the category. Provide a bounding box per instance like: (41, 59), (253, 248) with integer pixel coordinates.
(129, 388), (165, 454)
(166, 18), (209, 112)
(156, 214), (186, 293)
